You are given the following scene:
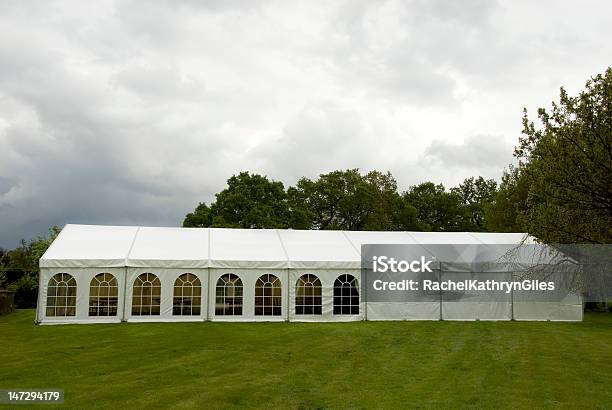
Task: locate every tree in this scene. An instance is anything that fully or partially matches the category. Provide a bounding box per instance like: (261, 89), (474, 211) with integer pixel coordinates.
(0, 226), (61, 307)
(451, 176), (497, 231)
(393, 197), (421, 231)
(364, 171), (419, 231)
(183, 172), (290, 229)
(516, 68), (612, 243)
(287, 169), (409, 231)
(403, 182), (468, 231)
(183, 202), (212, 228)
(484, 165), (530, 232)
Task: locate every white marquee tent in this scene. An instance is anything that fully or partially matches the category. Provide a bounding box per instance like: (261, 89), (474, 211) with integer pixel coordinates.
(37, 224), (583, 324)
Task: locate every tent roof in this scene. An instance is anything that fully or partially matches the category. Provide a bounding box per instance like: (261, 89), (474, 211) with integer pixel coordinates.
(127, 227), (210, 268)
(40, 225), (139, 268)
(40, 224), (531, 269)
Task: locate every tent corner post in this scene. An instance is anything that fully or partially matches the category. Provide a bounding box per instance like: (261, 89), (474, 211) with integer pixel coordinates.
(285, 268), (290, 322)
(121, 267), (128, 322)
(35, 266), (44, 325)
(206, 267), (211, 322)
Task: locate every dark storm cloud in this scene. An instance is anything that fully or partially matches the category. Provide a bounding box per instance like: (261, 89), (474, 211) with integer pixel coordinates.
(0, 0), (611, 247)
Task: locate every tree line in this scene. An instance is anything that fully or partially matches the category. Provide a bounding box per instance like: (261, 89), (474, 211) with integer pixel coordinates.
(183, 171), (501, 233)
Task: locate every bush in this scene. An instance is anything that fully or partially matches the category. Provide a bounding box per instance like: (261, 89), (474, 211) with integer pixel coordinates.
(10, 273), (39, 308)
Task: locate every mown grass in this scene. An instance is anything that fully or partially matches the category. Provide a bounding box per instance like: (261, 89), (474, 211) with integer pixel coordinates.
(1, 310), (611, 409)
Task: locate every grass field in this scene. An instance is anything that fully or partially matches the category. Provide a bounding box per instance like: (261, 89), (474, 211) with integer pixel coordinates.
(1, 310), (611, 409)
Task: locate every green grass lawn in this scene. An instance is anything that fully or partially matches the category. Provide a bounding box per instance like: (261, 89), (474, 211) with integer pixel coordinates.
(1, 310), (611, 409)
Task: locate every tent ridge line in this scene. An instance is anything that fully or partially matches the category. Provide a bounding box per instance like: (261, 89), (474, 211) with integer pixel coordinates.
(125, 226), (141, 266)
(466, 232), (488, 245)
(341, 231), (360, 256)
(275, 229), (290, 268)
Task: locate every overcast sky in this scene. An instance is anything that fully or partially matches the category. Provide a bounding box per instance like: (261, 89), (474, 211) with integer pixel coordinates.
(0, 0), (611, 247)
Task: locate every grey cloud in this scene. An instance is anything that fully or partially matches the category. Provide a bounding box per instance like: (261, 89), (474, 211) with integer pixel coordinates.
(422, 135), (515, 172)
(0, 176), (17, 195)
(110, 64), (206, 102)
(249, 103), (382, 184)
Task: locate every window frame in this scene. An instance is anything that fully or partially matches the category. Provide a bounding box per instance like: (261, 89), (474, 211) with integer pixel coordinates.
(89, 272), (119, 317)
(215, 273), (243, 316)
(131, 272), (161, 316)
(46, 273), (77, 317)
(173, 273), (202, 316)
(295, 274), (322, 315)
(333, 274), (360, 315)
(255, 274), (282, 316)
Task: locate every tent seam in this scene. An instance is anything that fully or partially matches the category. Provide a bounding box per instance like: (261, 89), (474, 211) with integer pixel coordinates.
(341, 231), (360, 257)
(125, 226), (141, 266)
(275, 229), (290, 269)
(466, 232), (488, 245)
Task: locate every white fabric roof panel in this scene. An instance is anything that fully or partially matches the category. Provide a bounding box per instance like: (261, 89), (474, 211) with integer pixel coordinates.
(40, 224), (533, 269)
(467, 232), (533, 244)
(408, 231), (484, 244)
(278, 229), (360, 269)
(209, 228), (288, 269)
(40, 224), (139, 268)
(344, 231), (418, 245)
(127, 227), (210, 268)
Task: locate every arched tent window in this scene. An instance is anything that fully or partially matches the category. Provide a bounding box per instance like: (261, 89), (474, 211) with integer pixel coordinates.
(132, 273), (161, 316)
(46, 273), (77, 317)
(89, 273), (118, 316)
(295, 274), (322, 315)
(333, 274), (359, 315)
(255, 274), (282, 316)
(215, 274), (243, 316)
(173, 273), (202, 316)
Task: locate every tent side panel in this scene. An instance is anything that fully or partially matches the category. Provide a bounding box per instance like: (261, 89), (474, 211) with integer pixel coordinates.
(288, 269), (363, 322)
(366, 302), (440, 321)
(38, 267), (125, 324)
(208, 268), (288, 322)
(441, 272), (512, 321)
(125, 268), (208, 322)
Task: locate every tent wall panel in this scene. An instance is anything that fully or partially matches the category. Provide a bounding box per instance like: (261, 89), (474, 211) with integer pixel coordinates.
(512, 274), (583, 321)
(208, 268), (288, 322)
(366, 302), (440, 321)
(38, 267), (125, 324)
(440, 272), (512, 321)
(512, 301), (583, 321)
(125, 268), (208, 322)
(441, 302), (512, 321)
(288, 269), (364, 322)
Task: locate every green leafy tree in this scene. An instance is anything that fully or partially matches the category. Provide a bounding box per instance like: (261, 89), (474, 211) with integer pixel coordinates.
(516, 68), (612, 243)
(363, 171), (418, 230)
(393, 197), (421, 231)
(183, 202), (212, 228)
(287, 169), (410, 230)
(484, 165), (530, 232)
(0, 226), (61, 307)
(183, 172), (290, 229)
(451, 176), (497, 231)
(403, 182), (468, 231)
